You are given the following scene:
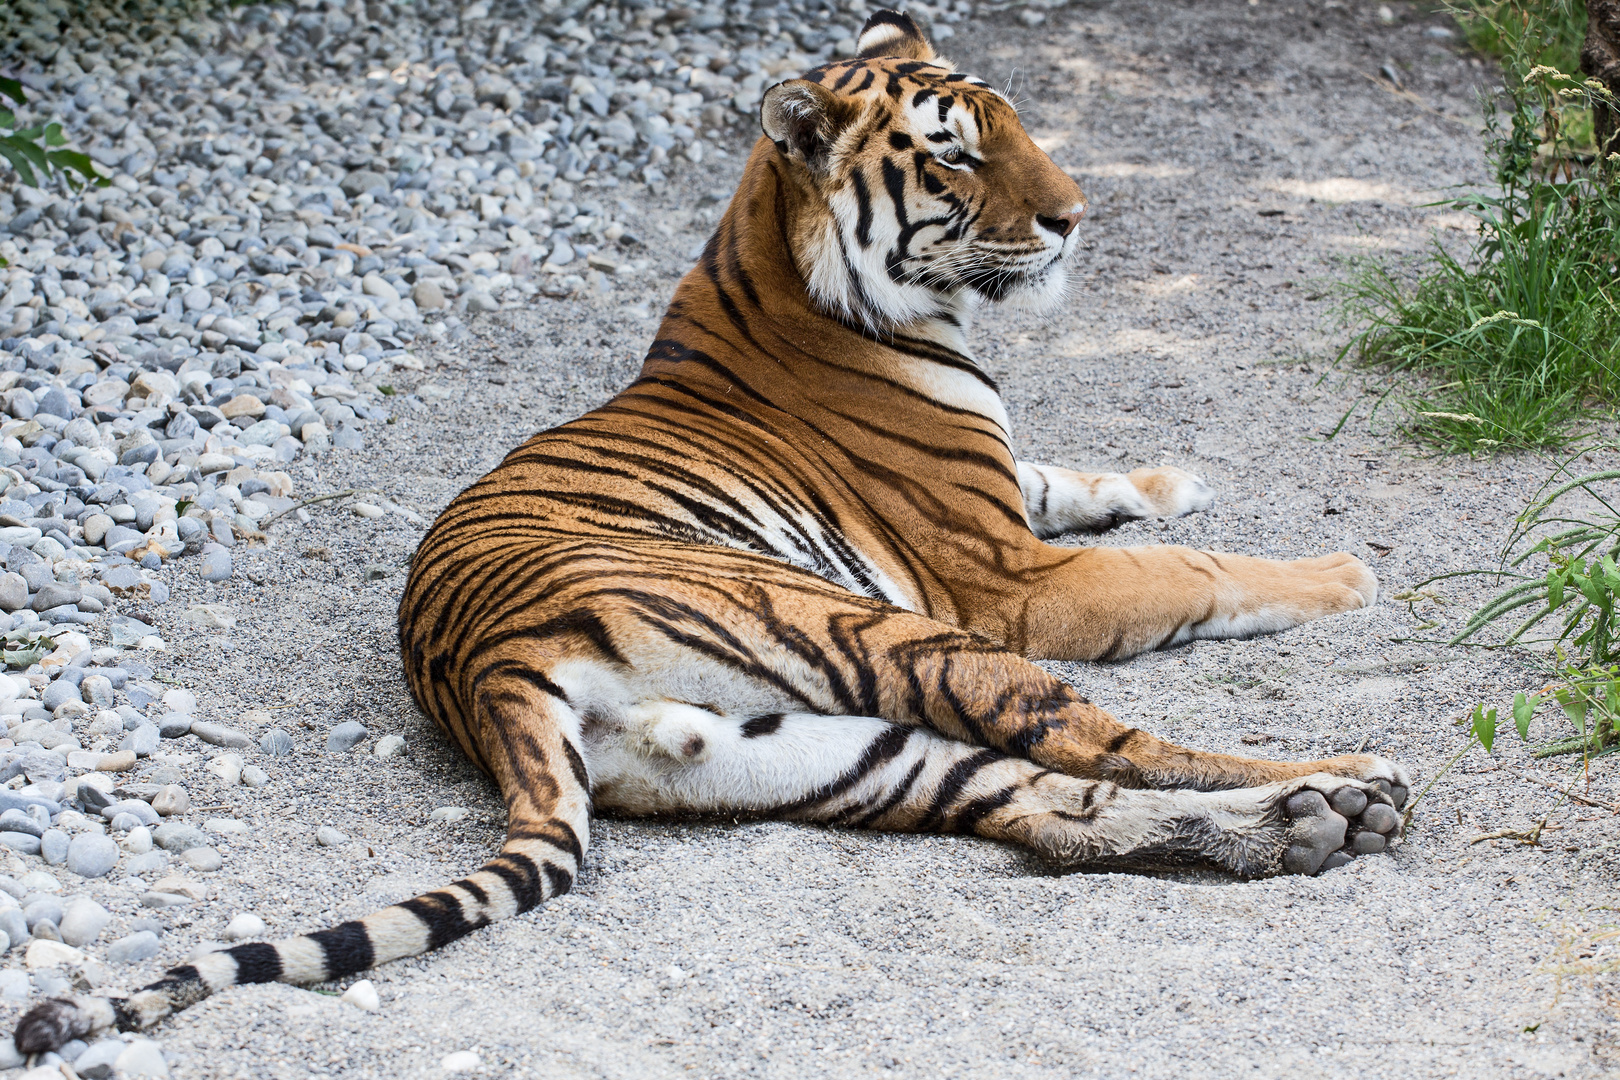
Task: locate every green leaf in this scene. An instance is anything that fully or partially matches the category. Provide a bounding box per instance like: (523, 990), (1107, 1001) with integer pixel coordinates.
(1513, 692), (1537, 739)
(0, 78), (25, 107)
(1557, 687), (1589, 733)
(1549, 570), (1566, 609)
(1472, 703), (1498, 753)
(41, 122), (64, 148)
(0, 140), (37, 187)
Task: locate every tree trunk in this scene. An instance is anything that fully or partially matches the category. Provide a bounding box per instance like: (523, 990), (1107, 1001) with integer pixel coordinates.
(1583, 0), (1620, 158)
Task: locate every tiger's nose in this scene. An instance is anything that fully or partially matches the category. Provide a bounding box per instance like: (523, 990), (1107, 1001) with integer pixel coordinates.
(1035, 206), (1086, 238)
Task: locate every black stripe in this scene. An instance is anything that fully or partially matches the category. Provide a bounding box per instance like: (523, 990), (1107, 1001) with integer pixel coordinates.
(227, 941), (284, 983)
(954, 786), (1017, 832)
(780, 725), (912, 814)
(487, 853), (545, 912)
(543, 861), (575, 896)
(741, 714), (784, 738)
(308, 920), (375, 978)
(919, 750), (1000, 830)
(399, 892), (484, 951)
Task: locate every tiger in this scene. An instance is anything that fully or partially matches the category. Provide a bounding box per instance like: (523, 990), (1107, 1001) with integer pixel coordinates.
(14, 10), (1410, 1055)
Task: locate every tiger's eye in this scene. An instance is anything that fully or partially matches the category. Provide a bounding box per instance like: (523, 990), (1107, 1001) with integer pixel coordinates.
(941, 146), (964, 164)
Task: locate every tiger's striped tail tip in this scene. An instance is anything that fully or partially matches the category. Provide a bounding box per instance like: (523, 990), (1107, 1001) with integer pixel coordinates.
(14, 993), (121, 1054)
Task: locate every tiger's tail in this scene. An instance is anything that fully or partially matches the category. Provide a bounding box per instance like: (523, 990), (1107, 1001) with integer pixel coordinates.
(14, 676), (591, 1054)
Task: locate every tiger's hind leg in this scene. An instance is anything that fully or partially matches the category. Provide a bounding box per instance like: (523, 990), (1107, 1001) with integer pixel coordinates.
(588, 708), (1402, 876)
(14, 669), (590, 1054)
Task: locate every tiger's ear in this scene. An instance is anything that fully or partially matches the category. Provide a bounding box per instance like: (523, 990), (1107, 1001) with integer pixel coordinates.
(761, 80), (855, 174)
(855, 9), (936, 61)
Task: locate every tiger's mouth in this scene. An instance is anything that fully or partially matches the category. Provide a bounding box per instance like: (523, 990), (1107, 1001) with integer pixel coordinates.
(956, 253), (1066, 302)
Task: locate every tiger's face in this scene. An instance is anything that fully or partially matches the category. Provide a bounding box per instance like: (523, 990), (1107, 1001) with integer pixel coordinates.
(760, 10), (1088, 332)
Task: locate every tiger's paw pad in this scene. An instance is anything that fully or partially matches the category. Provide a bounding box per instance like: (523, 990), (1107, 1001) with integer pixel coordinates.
(1126, 466), (1214, 518)
(1280, 778), (1400, 876)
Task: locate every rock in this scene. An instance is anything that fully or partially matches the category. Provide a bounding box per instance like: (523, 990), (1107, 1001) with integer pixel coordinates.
(66, 833), (119, 878)
(0, 832), (40, 855)
(74, 1039), (127, 1079)
(124, 825), (152, 854)
(362, 273), (400, 303)
(32, 582), (82, 611)
(81, 514), (114, 546)
(0, 573), (26, 612)
(241, 765), (270, 788)
(124, 851), (168, 876)
(315, 826), (348, 847)
(151, 786), (189, 816)
(412, 279), (447, 310)
(343, 978), (380, 1011)
(24, 938), (85, 969)
(199, 545), (232, 582)
(430, 806), (470, 823)
(374, 734), (406, 759)
(79, 674), (114, 708)
(219, 394), (265, 420)
(190, 721), (253, 749)
(205, 754), (242, 787)
(58, 897), (111, 947)
(442, 1051), (481, 1073)
(101, 800), (159, 827)
(152, 822), (210, 852)
(39, 829), (67, 865)
(179, 847), (222, 872)
(224, 912), (266, 941)
(325, 721), (368, 753)
(115, 1038), (169, 1077)
(161, 689), (196, 713)
(259, 729), (294, 756)
(0, 968), (27, 999)
(139, 891), (194, 909)
(156, 713), (193, 738)
(106, 930), (161, 963)
(120, 724), (160, 757)
(183, 604), (234, 629)
(109, 615), (157, 648)
(150, 875), (207, 901)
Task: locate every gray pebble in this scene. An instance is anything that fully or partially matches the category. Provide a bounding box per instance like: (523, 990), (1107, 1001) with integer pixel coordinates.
(125, 850), (169, 876)
(199, 545), (233, 582)
(23, 896), (63, 930)
(157, 712), (194, 738)
(0, 831), (40, 855)
(0, 908), (24, 947)
(39, 828), (68, 865)
(100, 799), (159, 827)
(190, 721), (253, 749)
(325, 720), (368, 753)
(316, 826), (348, 847)
(65, 833), (120, 878)
(0, 967), (28, 999)
(74, 1038), (126, 1079)
(179, 846), (222, 872)
(58, 897), (111, 947)
(106, 929), (161, 964)
(241, 765), (270, 788)
(259, 729), (294, 757)
(152, 822), (210, 852)
(121, 724), (160, 757)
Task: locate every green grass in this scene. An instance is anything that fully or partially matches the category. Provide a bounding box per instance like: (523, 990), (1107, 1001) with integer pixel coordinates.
(1335, 1), (1620, 454)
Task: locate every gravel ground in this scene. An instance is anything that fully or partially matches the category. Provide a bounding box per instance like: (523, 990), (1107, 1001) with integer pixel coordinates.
(0, 0), (1617, 1078)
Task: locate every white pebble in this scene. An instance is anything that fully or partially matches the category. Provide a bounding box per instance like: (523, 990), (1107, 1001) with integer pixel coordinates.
(124, 826), (153, 854)
(342, 978), (380, 1011)
(224, 913), (266, 941)
(441, 1051), (480, 1073)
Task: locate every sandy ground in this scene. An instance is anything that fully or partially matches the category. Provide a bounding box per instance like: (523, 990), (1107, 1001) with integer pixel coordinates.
(10, 1), (1619, 1077)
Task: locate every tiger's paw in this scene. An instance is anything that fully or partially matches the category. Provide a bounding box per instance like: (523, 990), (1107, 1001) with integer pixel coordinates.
(1276, 771), (1403, 876)
(1126, 466), (1214, 519)
(1283, 551), (1379, 612)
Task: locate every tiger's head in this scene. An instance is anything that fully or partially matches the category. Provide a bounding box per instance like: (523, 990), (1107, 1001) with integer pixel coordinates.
(758, 10), (1088, 333)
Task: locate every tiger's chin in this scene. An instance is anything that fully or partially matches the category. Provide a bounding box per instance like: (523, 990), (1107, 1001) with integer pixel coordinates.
(971, 261), (1071, 314)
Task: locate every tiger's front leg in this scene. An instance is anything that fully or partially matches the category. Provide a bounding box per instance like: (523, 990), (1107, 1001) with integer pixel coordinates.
(1017, 461), (1213, 536)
